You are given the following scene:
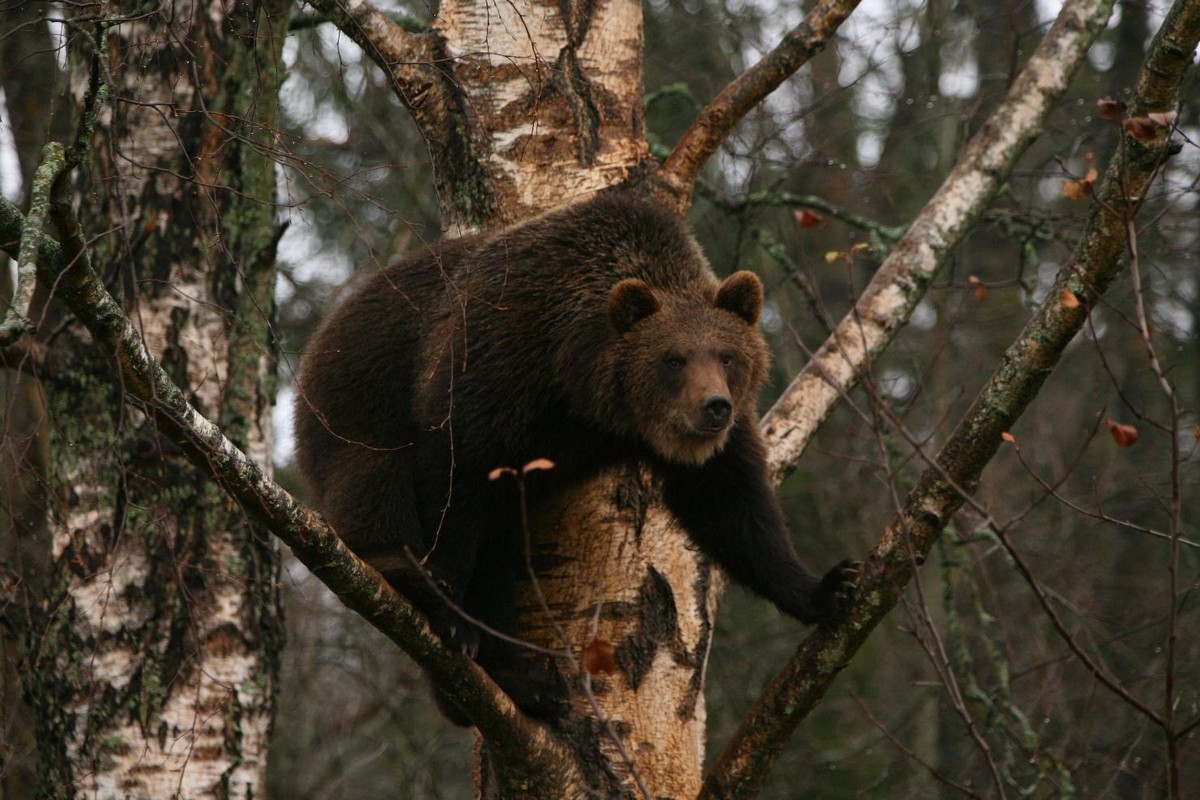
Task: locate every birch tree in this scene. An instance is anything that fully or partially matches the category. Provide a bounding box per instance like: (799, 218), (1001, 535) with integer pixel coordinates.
(1, 1), (288, 796)
(1, 0), (1197, 797)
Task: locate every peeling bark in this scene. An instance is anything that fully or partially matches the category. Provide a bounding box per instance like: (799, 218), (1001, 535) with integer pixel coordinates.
(9, 2), (290, 796)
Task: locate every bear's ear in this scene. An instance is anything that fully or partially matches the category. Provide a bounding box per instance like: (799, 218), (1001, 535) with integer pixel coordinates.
(608, 279), (660, 333)
(715, 271), (763, 326)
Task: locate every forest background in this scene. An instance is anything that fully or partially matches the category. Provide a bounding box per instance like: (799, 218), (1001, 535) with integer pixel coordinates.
(1, 0), (1197, 797)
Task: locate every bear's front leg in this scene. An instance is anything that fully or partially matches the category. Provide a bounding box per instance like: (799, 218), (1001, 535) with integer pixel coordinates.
(660, 418), (860, 625)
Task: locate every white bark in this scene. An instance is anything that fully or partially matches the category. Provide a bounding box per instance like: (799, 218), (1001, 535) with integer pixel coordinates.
(37, 3), (283, 796)
(435, 0), (649, 220)
(761, 0), (1117, 479)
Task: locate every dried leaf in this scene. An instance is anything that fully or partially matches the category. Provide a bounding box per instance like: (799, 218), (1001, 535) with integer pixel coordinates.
(793, 209), (824, 229)
(1105, 419), (1139, 448)
(1061, 179), (1087, 200)
(488, 466), (518, 481)
(1096, 97), (1125, 120)
(824, 251), (840, 264)
(1001, 431), (1016, 443)
(1123, 116), (1159, 141)
(1060, 287), (1081, 309)
(582, 638), (616, 675)
(1063, 168), (1098, 200)
(1148, 110), (1177, 127)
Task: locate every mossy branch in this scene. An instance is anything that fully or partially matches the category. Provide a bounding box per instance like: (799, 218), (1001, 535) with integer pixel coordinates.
(0, 149), (58, 345)
(0, 145), (581, 791)
(703, 0), (1198, 795)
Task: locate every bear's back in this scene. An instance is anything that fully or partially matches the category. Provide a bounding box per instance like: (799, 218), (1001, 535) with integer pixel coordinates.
(294, 192), (718, 479)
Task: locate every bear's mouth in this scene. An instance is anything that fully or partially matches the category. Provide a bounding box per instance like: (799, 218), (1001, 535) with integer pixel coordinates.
(643, 419), (731, 466)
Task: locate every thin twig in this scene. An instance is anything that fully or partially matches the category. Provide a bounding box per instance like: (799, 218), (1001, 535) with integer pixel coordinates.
(702, 1), (1200, 793)
(850, 692), (986, 799)
(660, 0), (862, 204)
(759, 0), (1119, 484)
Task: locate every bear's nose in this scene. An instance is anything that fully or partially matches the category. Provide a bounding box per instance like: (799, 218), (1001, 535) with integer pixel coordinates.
(701, 395), (733, 428)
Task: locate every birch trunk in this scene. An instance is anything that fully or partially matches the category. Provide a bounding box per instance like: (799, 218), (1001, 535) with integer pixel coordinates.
(429, 1), (713, 794)
(15, 2), (288, 796)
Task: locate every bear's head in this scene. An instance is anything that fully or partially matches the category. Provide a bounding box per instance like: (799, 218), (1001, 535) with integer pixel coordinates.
(606, 271), (770, 465)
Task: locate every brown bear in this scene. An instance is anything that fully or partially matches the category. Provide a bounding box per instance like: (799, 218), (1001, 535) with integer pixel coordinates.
(294, 190), (858, 721)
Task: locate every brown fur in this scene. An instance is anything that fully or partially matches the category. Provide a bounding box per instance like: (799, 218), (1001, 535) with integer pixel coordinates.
(293, 191), (858, 722)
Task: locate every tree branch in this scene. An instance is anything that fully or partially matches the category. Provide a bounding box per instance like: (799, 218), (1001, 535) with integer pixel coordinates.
(303, 0), (446, 143)
(703, 0), (1199, 794)
(304, 0), (496, 226)
(0, 150), (57, 345)
(760, 0), (1117, 483)
(659, 0), (862, 205)
(4, 143), (582, 791)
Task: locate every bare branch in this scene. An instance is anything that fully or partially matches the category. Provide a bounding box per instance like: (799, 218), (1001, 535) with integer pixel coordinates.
(659, 0), (862, 204)
(761, 0), (1118, 483)
(851, 692), (986, 800)
(698, 0), (1200, 794)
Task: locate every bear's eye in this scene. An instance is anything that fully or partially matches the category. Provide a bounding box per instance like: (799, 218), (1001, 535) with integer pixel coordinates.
(720, 352), (735, 368)
(663, 354), (686, 370)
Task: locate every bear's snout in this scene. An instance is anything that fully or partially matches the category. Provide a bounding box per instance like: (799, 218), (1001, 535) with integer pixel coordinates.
(700, 395), (733, 430)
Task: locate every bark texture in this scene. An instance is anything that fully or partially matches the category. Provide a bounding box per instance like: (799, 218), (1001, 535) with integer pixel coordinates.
(9, 2), (289, 796)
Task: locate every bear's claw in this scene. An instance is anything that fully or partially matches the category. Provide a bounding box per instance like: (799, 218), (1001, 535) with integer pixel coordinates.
(815, 558), (862, 624)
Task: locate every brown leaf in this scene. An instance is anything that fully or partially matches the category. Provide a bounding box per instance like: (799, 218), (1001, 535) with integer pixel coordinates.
(1148, 110), (1177, 127)
(1061, 180), (1087, 200)
(1060, 287), (1081, 309)
(1123, 116), (1160, 141)
(1096, 97), (1125, 120)
(793, 209), (824, 229)
(1105, 419), (1139, 448)
(1063, 168), (1098, 200)
(1001, 431), (1016, 443)
(522, 458), (556, 473)
(488, 466), (518, 481)
(582, 638), (616, 675)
